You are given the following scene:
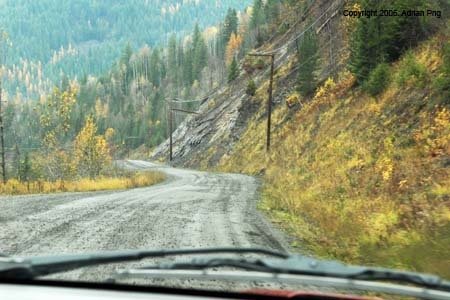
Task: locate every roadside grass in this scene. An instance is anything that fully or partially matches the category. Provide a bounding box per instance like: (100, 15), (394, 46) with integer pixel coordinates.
(0, 171), (166, 195)
(217, 35), (450, 278)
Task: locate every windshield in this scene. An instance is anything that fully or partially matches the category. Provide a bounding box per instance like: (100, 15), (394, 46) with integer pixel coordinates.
(0, 0), (448, 299)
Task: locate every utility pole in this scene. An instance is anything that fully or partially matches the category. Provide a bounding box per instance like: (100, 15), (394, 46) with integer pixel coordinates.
(124, 136), (141, 159)
(169, 105), (173, 161)
(166, 98), (201, 162)
(168, 107), (199, 162)
(267, 53), (275, 151)
(248, 52), (275, 151)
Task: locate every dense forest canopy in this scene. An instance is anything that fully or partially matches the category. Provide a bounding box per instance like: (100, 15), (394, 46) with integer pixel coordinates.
(0, 0), (251, 97)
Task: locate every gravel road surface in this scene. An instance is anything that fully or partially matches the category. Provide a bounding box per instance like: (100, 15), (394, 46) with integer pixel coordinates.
(0, 160), (289, 286)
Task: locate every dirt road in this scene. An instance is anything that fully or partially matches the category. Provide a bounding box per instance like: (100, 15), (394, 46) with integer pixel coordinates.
(0, 160), (288, 283)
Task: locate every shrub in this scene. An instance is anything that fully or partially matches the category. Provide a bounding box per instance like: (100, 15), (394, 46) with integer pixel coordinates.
(364, 63), (390, 96)
(286, 92), (300, 108)
(227, 56), (239, 83)
(243, 57), (265, 73)
(396, 52), (428, 87)
(433, 41), (450, 97)
(243, 58), (255, 73)
(246, 79), (256, 96)
(255, 58), (265, 69)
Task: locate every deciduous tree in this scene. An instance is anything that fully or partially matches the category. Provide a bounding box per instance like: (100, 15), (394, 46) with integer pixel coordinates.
(225, 33), (243, 66)
(74, 116), (111, 178)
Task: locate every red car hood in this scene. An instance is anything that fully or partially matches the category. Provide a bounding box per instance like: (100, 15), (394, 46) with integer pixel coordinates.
(246, 289), (383, 299)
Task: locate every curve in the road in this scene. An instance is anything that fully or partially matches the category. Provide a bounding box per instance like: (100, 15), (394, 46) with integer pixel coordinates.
(0, 160), (289, 282)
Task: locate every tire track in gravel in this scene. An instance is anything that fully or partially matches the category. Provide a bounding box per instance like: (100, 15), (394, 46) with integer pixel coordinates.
(0, 160), (290, 282)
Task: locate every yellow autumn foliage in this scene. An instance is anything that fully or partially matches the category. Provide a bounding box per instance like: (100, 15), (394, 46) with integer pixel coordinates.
(225, 33), (243, 66)
(286, 91), (300, 108)
(0, 172), (165, 195)
(74, 116), (112, 178)
(217, 35), (450, 277)
(414, 107), (450, 157)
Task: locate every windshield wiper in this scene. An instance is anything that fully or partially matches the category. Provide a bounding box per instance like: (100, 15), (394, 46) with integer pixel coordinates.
(0, 247), (287, 280)
(1, 247), (449, 299)
(117, 255), (450, 292)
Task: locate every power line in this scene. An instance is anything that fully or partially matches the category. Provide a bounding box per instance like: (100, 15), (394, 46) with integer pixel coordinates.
(262, 0), (316, 47)
(254, 26), (343, 84)
(167, 2), (342, 107)
(257, 0), (343, 56)
(168, 104), (200, 162)
(166, 84), (222, 105)
(164, 1), (345, 160)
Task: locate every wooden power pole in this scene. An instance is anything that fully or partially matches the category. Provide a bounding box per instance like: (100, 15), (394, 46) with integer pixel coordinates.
(169, 106), (173, 161)
(267, 54), (275, 151)
(166, 98), (200, 162)
(248, 52), (275, 152)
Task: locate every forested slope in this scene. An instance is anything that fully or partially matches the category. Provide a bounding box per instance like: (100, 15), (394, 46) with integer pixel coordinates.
(0, 0), (250, 98)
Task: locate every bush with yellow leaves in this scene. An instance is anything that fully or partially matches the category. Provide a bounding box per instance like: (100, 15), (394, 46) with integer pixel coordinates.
(414, 107), (450, 157)
(286, 91), (300, 108)
(74, 116), (112, 178)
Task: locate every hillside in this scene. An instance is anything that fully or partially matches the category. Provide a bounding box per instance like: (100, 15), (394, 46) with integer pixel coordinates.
(0, 0), (250, 98)
(151, 0), (450, 278)
(0, 1), (259, 164)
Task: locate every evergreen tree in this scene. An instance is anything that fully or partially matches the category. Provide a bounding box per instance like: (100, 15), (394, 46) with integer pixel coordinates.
(348, 13), (381, 83)
(435, 41), (450, 97)
(192, 24), (208, 82)
(19, 152), (31, 182)
(384, 0), (426, 62)
(222, 8), (238, 47)
(149, 48), (161, 87)
(120, 43), (134, 91)
(168, 34), (177, 81)
(177, 39), (185, 90)
(183, 46), (194, 86)
(216, 9), (239, 59)
(215, 25), (225, 59)
(249, 0), (266, 47)
(228, 56), (239, 82)
(250, 0), (265, 30)
(120, 42), (133, 67)
(297, 30), (319, 97)
(264, 0), (280, 23)
(349, 0), (428, 84)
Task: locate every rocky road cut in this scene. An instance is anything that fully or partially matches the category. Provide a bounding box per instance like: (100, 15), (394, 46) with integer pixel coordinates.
(0, 160), (288, 283)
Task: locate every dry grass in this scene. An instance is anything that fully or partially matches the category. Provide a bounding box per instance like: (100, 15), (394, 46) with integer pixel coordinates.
(0, 171), (166, 195)
(217, 35), (450, 278)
